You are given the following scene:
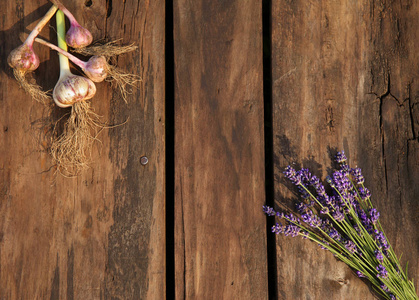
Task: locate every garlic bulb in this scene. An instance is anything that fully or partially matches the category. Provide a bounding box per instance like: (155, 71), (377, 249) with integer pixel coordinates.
(53, 74), (96, 108)
(7, 43), (40, 72)
(83, 56), (107, 82)
(66, 24), (93, 49)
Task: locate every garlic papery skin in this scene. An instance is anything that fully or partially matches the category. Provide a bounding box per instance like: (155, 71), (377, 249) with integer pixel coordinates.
(7, 44), (40, 72)
(53, 75), (96, 108)
(83, 56), (107, 82)
(66, 24), (93, 49)
(53, 9), (96, 108)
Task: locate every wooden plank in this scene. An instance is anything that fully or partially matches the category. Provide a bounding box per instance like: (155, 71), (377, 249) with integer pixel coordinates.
(0, 0), (165, 299)
(173, 1), (268, 298)
(272, 0), (419, 299)
(101, 0), (166, 298)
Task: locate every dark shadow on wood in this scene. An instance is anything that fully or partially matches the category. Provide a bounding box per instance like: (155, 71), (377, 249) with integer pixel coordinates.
(165, 0), (175, 297)
(262, 0), (277, 298)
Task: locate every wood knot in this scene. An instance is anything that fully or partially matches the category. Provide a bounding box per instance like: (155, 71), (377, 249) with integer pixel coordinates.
(336, 278), (349, 285)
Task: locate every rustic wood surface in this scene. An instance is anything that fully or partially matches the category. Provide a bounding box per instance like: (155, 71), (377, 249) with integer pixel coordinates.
(0, 0), (165, 299)
(0, 0), (418, 299)
(272, 0), (419, 299)
(173, 0), (268, 298)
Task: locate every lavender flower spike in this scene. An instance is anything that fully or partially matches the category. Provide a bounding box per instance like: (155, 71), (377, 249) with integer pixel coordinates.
(369, 208), (380, 224)
(336, 151), (347, 163)
(351, 167), (365, 184)
(376, 264), (388, 279)
(356, 271), (366, 278)
(345, 240), (358, 254)
(284, 166), (302, 185)
(263, 205), (276, 216)
(375, 249), (384, 262)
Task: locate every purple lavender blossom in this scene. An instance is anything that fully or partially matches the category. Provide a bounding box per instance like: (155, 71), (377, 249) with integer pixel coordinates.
(310, 175), (324, 193)
(380, 282), (390, 292)
(316, 187), (327, 200)
(313, 216), (322, 227)
(368, 208), (380, 224)
(357, 208), (369, 225)
(356, 271), (366, 278)
(318, 240), (329, 250)
(336, 151), (347, 163)
(374, 230), (390, 251)
(284, 224), (300, 237)
(320, 206), (329, 214)
(276, 211), (285, 218)
(348, 191), (358, 206)
(376, 264), (388, 279)
(332, 210), (345, 222)
(286, 213), (299, 223)
(272, 223), (283, 234)
(351, 167), (365, 184)
(301, 210), (322, 227)
(375, 249), (384, 262)
(333, 170), (352, 193)
(357, 215), (374, 234)
(341, 163), (350, 175)
(353, 225), (363, 236)
(359, 187), (371, 200)
(284, 166), (302, 185)
(296, 202), (308, 214)
(299, 168), (312, 183)
(325, 195), (336, 210)
(380, 283), (390, 293)
(297, 186), (310, 199)
(301, 210), (313, 224)
(328, 228), (341, 240)
(345, 240), (358, 254)
(263, 205), (276, 216)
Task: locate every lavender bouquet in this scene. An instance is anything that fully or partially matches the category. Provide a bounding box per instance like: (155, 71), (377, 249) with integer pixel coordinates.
(264, 151), (418, 300)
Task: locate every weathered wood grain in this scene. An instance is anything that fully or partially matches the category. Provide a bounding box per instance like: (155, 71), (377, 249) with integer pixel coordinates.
(272, 0), (419, 299)
(173, 0), (268, 298)
(0, 0), (165, 299)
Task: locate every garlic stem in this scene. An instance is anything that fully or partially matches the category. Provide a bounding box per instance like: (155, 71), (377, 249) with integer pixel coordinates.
(56, 9), (71, 78)
(25, 5), (58, 46)
(35, 37), (86, 69)
(50, 0), (78, 25)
